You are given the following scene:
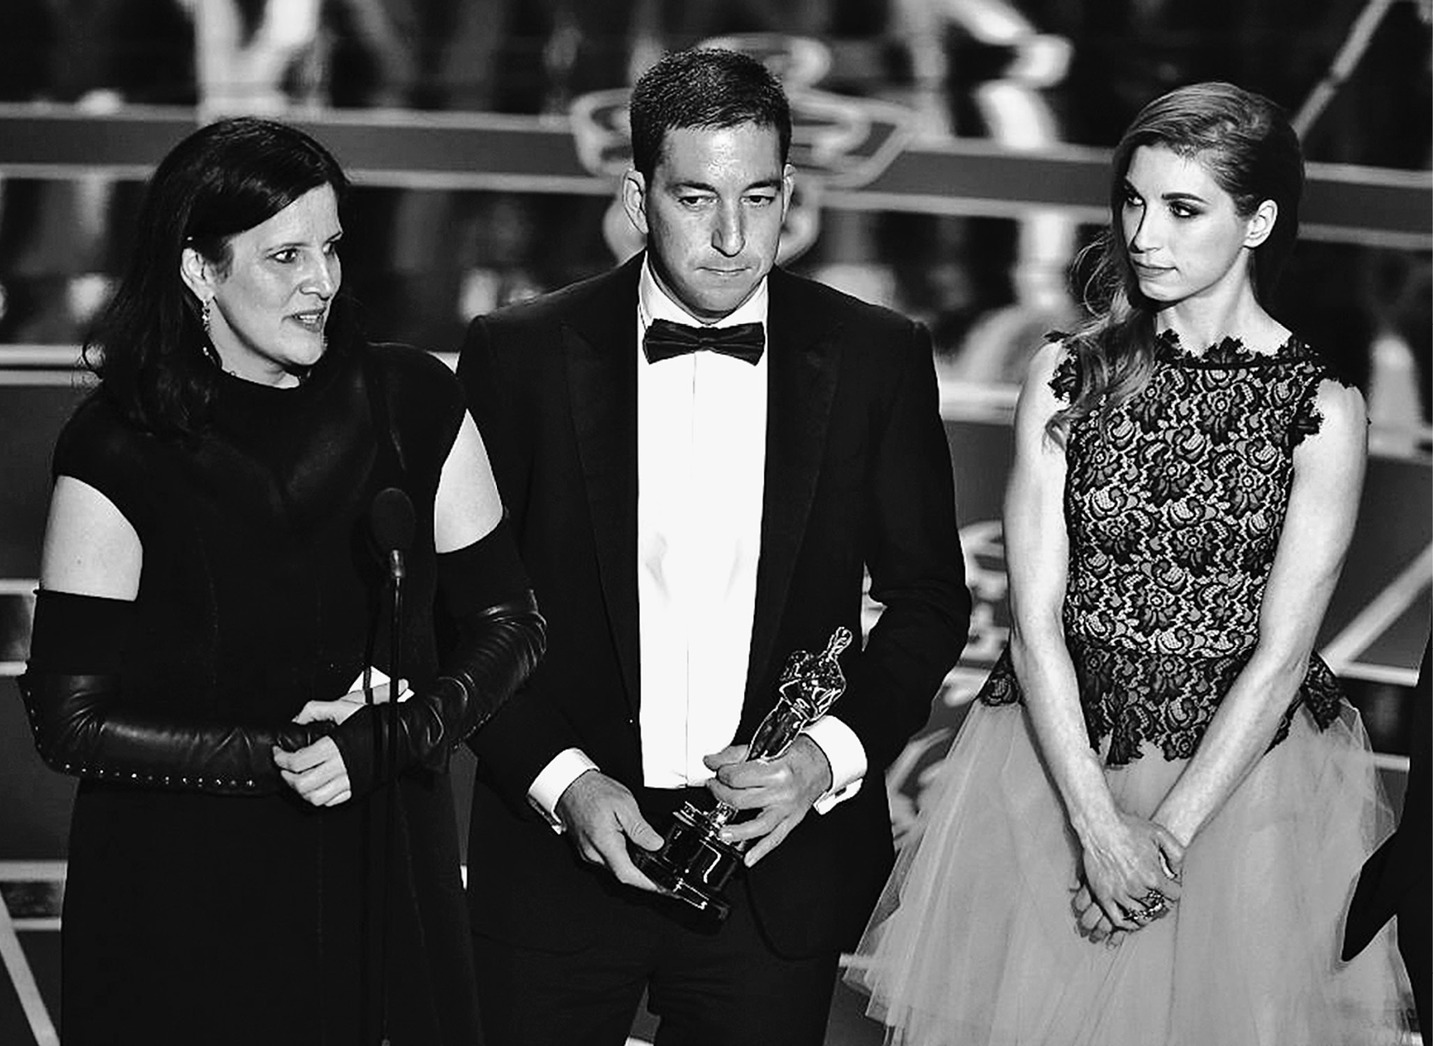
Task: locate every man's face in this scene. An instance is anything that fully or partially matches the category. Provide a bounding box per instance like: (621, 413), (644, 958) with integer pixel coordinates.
(623, 122), (792, 322)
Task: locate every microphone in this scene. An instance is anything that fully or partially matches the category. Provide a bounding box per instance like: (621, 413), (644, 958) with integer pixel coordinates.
(370, 487), (415, 581)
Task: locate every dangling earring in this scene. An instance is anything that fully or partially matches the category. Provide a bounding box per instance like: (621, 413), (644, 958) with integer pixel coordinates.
(199, 298), (221, 368)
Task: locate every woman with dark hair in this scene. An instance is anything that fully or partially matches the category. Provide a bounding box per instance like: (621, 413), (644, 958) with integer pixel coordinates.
(20, 116), (545, 1044)
(848, 82), (1412, 1044)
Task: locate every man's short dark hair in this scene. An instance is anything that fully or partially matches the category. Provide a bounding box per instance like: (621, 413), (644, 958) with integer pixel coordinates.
(629, 48), (792, 181)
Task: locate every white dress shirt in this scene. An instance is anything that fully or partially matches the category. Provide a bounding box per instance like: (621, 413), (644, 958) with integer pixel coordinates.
(528, 261), (866, 824)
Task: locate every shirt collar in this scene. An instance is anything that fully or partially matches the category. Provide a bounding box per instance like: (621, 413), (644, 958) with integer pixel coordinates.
(638, 256), (769, 333)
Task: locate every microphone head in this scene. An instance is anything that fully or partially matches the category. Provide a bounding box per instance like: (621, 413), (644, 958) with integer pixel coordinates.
(370, 487), (416, 555)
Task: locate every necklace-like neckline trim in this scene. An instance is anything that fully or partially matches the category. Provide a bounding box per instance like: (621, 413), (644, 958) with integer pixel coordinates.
(1155, 330), (1311, 368)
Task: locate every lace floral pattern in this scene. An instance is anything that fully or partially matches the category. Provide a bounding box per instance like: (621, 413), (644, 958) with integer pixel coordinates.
(984, 332), (1349, 765)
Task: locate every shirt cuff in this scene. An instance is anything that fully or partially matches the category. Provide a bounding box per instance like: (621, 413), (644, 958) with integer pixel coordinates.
(527, 747), (599, 832)
(802, 715), (867, 815)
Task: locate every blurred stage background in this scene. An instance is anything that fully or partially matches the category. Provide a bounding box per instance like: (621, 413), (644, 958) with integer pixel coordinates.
(0, 2), (1428, 1043)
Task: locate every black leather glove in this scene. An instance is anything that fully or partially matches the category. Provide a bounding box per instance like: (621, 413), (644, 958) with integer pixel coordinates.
(19, 670), (329, 796)
(331, 590), (546, 794)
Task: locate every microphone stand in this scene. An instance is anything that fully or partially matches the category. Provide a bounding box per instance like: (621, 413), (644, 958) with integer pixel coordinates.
(366, 485), (414, 1046)
(379, 544), (404, 1046)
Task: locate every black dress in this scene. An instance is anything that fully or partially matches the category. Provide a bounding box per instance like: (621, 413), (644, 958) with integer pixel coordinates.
(50, 343), (480, 1044)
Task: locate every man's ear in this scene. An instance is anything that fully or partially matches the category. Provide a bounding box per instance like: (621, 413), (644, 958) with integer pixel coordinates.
(620, 170), (649, 237)
(179, 245), (218, 302)
(1244, 199), (1278, 249)
(780, 162), (795, 220)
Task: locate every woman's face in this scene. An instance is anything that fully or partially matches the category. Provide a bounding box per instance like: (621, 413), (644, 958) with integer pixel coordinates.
(1119, 144), (1270, 309)
(195, 183), (343, 387)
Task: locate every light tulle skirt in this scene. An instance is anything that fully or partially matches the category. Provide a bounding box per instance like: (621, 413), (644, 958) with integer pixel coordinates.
(846, 700), (1415, 1045)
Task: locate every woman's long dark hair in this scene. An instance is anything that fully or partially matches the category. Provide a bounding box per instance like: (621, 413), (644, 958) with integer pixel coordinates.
(85, 117), (352, 439)
(1049, 82), (1305, 440)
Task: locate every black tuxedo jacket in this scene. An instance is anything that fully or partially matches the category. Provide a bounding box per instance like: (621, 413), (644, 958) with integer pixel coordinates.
(1344, 641), (1429, 987)
(456, 256), (970, 958)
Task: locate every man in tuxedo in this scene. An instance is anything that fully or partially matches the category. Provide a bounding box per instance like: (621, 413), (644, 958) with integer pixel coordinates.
(456, 46), (970, 1045)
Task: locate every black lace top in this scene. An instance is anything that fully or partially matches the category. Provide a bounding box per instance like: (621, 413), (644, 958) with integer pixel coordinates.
(982, 332), (1347, 765)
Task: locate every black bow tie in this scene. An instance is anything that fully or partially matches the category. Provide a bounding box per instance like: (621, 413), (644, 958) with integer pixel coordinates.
(643, 318), (765, 365)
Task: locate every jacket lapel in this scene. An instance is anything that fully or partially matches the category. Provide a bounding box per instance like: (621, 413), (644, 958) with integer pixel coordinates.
(745, 268), (842, 701)
(564, 258), (643, 715)
(562, 261), (841, 715)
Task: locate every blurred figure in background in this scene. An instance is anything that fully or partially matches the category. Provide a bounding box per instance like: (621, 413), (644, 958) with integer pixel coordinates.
(19, 116), (544, 1045)
(1344, 639), (1431, 1032)
(849, 81), (1413, 1044)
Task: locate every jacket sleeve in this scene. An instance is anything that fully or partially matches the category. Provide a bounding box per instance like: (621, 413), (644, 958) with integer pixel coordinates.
(829, 320), (972, 774)
(454, 313), (592, 813)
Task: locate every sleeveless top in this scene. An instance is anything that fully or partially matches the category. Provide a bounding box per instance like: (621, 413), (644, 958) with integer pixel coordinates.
(981, 332), (1347, 766)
